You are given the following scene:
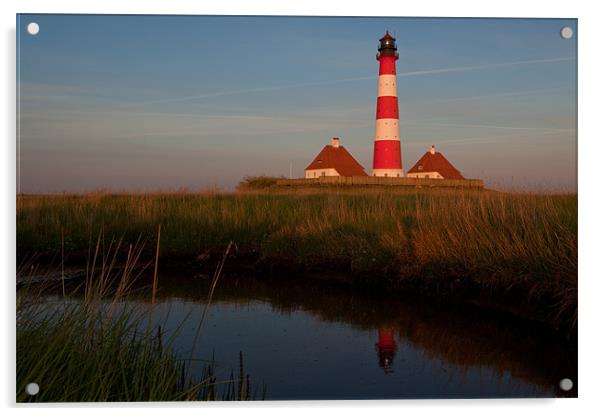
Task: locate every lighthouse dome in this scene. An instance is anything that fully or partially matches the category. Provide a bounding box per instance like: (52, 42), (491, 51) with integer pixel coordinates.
(380, 31), (394, 41)
(378, 31), (397, 55)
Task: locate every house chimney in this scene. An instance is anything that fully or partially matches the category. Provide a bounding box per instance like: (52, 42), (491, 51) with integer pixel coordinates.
(331, 137), (340, 148)
(430, 144), (436, 155)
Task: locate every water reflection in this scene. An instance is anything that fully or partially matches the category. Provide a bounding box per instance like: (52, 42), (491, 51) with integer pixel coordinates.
(375, 327), (397, 373)
(46, 270), (577, 399)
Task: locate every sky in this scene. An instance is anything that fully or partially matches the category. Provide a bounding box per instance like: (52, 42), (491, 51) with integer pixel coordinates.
(17, 15), (577, 192)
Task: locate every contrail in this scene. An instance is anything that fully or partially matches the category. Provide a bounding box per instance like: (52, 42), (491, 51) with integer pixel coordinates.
(405, 128), (575, 147)
(132, 76), (375, 105)
(131, 56), (575, 105)
(396, 56), (575, 77)
(405, 121), (574, 131)
(429, 87), (571, 103)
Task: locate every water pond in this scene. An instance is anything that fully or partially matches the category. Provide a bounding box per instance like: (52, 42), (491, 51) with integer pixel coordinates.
(46, 270), (577, 400)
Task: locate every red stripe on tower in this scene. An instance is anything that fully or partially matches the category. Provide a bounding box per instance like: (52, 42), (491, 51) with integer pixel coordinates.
(373, 141), (402, 169)
(376, 96), (399, 119)
(372, 31), (403, 177)
(378, 56), (397, 75)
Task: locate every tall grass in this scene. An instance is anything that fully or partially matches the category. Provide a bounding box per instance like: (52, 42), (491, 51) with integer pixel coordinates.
(16, 240), (259, 402)
(16, 189), (577, 329)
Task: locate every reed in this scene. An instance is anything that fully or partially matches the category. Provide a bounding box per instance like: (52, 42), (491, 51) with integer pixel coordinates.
(152, 224), (161, 304)
(16, 240), (258, 402)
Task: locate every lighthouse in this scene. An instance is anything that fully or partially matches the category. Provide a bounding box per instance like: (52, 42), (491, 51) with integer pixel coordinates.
(372, 31), (403, 177)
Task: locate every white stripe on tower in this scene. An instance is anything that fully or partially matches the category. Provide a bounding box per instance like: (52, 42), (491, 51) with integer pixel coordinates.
(377, 74), (397, 97)
(374, 119), (400, 141)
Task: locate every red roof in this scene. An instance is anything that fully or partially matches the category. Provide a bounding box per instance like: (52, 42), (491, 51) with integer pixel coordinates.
(407, 148), (465, 179)
(305, 145), (367, 176)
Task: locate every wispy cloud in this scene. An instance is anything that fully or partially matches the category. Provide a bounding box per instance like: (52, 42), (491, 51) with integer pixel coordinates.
(405, 121), (574, 132)
(429, 87), (571, 103)
(396, 57), (575, 78)
(128, 76), (376, 106)
(129, 56), (575, 105)
(405, 128), (575, 148)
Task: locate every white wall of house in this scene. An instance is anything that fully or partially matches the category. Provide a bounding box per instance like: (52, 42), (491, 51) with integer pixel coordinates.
(305, 168), (339, 178)
(407, 171), (444, 179)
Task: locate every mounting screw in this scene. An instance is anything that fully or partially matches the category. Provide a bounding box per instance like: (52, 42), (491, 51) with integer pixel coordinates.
(560, 26), (573, 40)
(25, 382), (39, 396)
(559, 378), (573, 391)
(27, 22), (40, 35)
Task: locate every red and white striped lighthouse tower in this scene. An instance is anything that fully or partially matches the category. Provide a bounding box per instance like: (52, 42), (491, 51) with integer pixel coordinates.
(372, 31), (403, 177)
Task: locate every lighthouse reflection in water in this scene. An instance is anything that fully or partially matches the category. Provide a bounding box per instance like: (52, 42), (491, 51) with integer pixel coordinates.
(375, 327), (398, 373)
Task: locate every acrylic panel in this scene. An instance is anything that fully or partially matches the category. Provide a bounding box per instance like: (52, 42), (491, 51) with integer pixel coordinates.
(16, 14), (577, 402)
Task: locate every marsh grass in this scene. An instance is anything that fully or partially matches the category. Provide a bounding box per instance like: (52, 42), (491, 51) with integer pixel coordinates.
(16, 239), (259, 402)
(17, 188), (577, 329)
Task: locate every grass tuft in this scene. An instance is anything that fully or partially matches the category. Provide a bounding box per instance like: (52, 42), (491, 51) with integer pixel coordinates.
(17, 240), (258, 402)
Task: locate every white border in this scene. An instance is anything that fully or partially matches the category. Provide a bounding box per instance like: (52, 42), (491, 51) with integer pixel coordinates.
(3, 1), (600, 415)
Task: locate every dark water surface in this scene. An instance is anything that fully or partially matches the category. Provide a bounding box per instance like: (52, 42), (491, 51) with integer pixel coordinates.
(64, 271), (578, 400)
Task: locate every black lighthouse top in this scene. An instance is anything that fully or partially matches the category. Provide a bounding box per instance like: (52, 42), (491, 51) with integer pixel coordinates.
(378, 31), (398, 57)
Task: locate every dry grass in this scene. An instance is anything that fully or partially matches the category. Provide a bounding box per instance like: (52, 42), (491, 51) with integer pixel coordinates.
(16, 188), (577, 329)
